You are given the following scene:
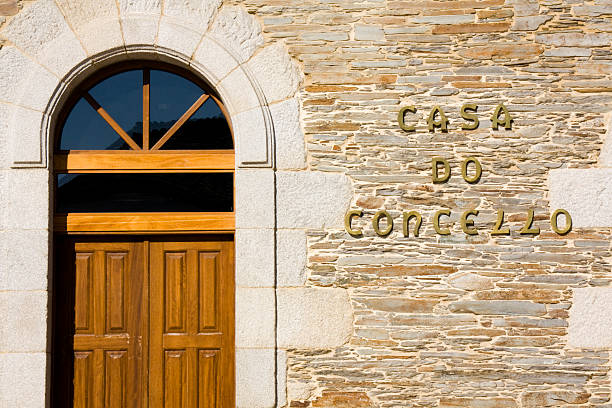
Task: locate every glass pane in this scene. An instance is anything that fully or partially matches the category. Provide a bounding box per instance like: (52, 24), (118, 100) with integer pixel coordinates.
(59, 97), (130, 150)
(56, 173), (233, 212)
(89, 69), (143, 148)
(150, 70), (203, 147)
(149, 70), (233, 149)
(159, 98), (233, 150)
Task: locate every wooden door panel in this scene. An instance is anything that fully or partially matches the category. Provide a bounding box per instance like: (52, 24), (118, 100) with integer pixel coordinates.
(54, 236), (234, 408)
(105, 350), (128, 408)
(74, 253), (94, 333)
(199, 252), (219, 331)
(164, 251), (187, 333)
(73, 351), (94, 408)
(57, 240), (147, 408)
(160, 348), (221, 408)
(199, 349), (220, 408)
(150, 240), (234, 408)
(105, 252), (128, 333)
(164, 350), (188, 408)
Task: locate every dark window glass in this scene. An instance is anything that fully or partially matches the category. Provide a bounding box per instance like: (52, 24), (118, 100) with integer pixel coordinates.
(56, 173), (233, 213)
(154, 98), (233, 150)
(60, 98), (129, 150)
(89, 69), (143, 148)
(149, 70), (232, 150)
(150, 69), (203, 125)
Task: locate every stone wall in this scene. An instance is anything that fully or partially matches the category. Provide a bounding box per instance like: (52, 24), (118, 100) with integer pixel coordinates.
(232, 0), (612, 406)
(2, 0), (612, 407)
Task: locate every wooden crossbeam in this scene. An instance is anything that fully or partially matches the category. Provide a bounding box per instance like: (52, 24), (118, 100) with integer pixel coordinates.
(151, 93), (210, 150)
(84, 93), (141, 150)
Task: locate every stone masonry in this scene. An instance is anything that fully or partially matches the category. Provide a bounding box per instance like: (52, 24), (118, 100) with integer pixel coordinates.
(238, 0), (612, 406)
(2, 0), (612, 407)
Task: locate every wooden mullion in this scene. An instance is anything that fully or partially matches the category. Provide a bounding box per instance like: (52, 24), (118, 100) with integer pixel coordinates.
(84, 93), (142, 151)
(143, 69), (150, 150)
(151, 94), (209, 150)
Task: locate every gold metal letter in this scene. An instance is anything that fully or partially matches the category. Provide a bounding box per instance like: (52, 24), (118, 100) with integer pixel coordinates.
(433, 209), (452, 235)
(373, 210), (393, 237)
(403, 211), (422, 237)
(460, 103), (479, 130)
(461, 209), (479, 235)
(491, 209), (510, 235)
(398, 105), (417, 132)
(491, 103), (513, 130)
(551, 208), (572, 235)
(345, 210), (363, 237)
(519, 209), (540, 235)
(432, 157), (451, 184)
(461, 157), (482, 184)
(427, 105), (448, 132)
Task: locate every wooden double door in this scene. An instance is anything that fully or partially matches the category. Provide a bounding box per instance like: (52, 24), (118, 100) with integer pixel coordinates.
(52, 236), (235, 407)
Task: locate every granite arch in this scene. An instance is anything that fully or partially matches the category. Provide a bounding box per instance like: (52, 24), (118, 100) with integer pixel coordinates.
(0, 2), (299, 407)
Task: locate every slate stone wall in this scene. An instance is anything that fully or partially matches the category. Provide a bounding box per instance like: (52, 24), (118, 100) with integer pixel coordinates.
(231, 0), (612, 406)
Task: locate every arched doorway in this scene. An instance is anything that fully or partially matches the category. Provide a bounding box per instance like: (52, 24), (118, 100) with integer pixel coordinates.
(51, 61), (235, 407)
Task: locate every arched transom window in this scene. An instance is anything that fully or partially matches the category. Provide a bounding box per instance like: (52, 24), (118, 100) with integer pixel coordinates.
(54, 62), (235, 233)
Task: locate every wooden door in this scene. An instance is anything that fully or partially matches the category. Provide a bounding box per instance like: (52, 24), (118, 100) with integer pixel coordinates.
(52, 237), (235, 408)
(149, 240), (235, 408)
(53, 240), (147, 408)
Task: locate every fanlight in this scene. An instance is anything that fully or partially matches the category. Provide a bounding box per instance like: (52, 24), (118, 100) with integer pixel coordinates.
(58, 67), (233, 151)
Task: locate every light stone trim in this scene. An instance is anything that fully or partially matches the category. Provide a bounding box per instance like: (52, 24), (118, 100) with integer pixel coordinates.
(548, 168), (612, 228)
(0, 291), (48, 352)
(569, 288), (612, 349)
(235, 169), (275, 229)
(118, 0), (161, 46)
(156, 18), (203, 58)
(162, 0), (221, 34)
(121, 16), (159, 46)
(209, 6), (264, 64)
(0, 353), (48, 408)
(277, 287), (353, 349)
(7, 107), (47, 168)
(118, 0), (161, 15)
(276, 350), (287, 407)
(0, 47), (61, 113)
(0, 2), (358, 407)
(236, 348), (276, 407)
(0, 229), (49, 291)
(5, 169), (49, 230)
(236, 288), (276, 348)
(277, 229), (307, 287)
(277, 171), (354, 229)
(192, 35), (239, 84)
(0, 171), (6, 228)
(55, 0), (124, 56)
(270, 98), (306, 170)
(233, 107), (273, 167)
(0, 0), (87, 78)
(247, 43), (303, 104)
(236, 229), (275, 288)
